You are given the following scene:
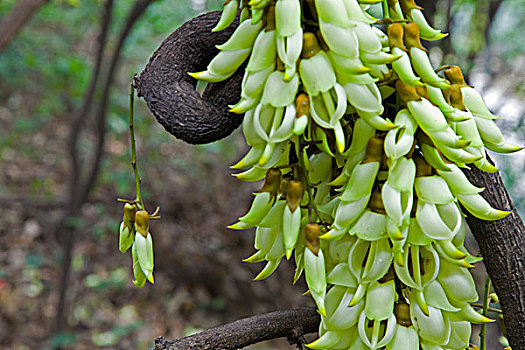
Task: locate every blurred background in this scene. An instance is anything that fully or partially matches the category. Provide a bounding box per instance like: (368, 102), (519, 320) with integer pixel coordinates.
(0, 0), (523, 349)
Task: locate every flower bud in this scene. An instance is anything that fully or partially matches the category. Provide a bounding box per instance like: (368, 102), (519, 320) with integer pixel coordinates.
(449, 85), (467, 111)
(416, 85), (429, 100)
(444, 65), (468, 87)
(134, 210), (150, 238)
(305, 223), (321, 255)
(280, 175), (291, 197)
(414, 152), (433, 177)
(394, 302), (412, 326)
(257, 168), (282, 197)
(286, 180), (304, 212)
(388, 23), (406, 50)
(490, 292), (499, 303)
(296, 93), (309, 118)
(119, 203), (136, 253)
(404, 22), (426, 51)
(400, 0), (422, 14)
(265, 4), (276, 31)
(362, 136), (384, 163)
(395, 79), (421, 103)
(369, 188), (386, 214)
(302, 32), (320, 59)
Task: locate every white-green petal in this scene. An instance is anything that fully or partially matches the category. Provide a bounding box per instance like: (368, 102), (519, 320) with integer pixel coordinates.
(351, 210), (387, 241)
(327, 263), (358, 288)
(364, 280), (395, 321)
(299, 51), (336, 95)
(261, 71), (299, 107)
(410, 301), (451, 346)
(305, 248), (327, 295)
(215, 20), (261, 51)
(275, 0), (301, 37)
(387, 325), (419, 350)
(415, 176), (455, 204)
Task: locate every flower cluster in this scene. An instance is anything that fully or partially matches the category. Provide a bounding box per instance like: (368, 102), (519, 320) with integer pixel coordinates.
(118, 204), (155, 287)
(192, 0), (522, 348)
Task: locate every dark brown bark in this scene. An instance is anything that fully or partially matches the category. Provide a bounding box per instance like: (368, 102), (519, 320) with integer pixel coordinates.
(0, 0), (51, 53)
(140, 11), (525, 350)
(154, 308), (320, 350)
(463, 158), (525, 349)
(135, 11), (244, 144)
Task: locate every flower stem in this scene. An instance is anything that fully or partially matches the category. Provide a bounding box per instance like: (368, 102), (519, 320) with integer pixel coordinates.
(480, 275), (491, 350)
(382, 0), (390, 20)
(129, 83), (144, 210)
(296, 138), (323, 224)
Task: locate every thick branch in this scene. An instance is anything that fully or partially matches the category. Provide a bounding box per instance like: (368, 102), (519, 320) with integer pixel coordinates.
(135, 11), (243, 144)
(154, 308), (320, 350)
(0, 0), (51, 53)
(462, 158), (525, 349)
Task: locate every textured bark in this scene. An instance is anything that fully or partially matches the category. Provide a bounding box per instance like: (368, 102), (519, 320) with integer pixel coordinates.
(0, 0), (51, 53)
(154, 308), (320, 350)
(135, 11), (244, 144)
(140, 12), (525, 349)
(463, 158), (525, 349)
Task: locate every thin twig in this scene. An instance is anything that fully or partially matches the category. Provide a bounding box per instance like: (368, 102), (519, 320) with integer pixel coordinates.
(481, 275), (491, 350)
(471, 303), (502, 314)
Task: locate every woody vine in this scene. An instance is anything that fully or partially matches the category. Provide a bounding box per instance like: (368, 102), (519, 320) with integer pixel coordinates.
(119, 1), (524, 349)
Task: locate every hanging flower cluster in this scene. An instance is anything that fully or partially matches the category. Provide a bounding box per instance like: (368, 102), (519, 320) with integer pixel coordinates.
(191, 0), (522, 348)
(118, 204), (158, 287)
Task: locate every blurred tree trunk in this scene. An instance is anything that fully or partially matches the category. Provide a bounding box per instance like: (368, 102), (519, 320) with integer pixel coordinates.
(0, 0), (51, 53)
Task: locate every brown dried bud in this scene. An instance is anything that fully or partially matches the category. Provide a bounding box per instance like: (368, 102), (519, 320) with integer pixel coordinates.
(388, 23), (406, 50)
(123, 203), (137, 227)
(134, 210), (150, 238)
(444, 65), (468, 87)
(394, 302), (412, 326)
(403, 22), (426, 51)
(280, 176), (291, 197)
(387, 0), (399, 7)
(302, 32), (321, 59)
(369, 188), (386, 214)
(414, 153), (433, 177)
(400, 0), (422, 18)
(305, 223), (321, 256)
(286, 180), (304, 212)
(448, 85), (467, 111)
(296, 93), (310, 118)
(395, 79), (421, 103)
(264, 4), (276, 32)
(362, 136), (384, 163)
(416, 85), (429, 100)
(257, 168), (282, 197)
